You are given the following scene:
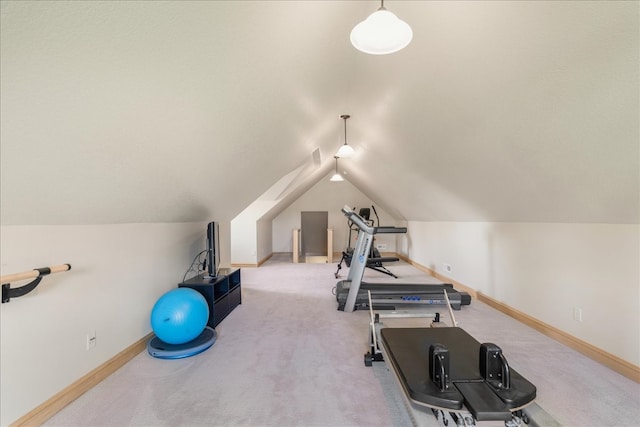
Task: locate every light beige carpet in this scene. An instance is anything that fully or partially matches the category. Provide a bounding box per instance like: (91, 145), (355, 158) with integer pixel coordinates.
(45, 255), (640, 426)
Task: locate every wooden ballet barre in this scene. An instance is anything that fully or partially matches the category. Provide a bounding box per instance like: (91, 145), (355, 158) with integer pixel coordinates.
(0, 264), (71, 284)
(1, 264), (71, 303)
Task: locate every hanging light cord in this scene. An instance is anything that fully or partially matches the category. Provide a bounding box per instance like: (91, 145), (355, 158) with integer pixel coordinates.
(344, 119), (347, 144)
(341, 114), (350, 146)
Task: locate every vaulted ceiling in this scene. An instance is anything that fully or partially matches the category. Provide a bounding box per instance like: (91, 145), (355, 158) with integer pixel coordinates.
(1, 1), (638, 226)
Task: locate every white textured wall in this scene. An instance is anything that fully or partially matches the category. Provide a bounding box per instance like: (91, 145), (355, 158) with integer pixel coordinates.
(272, 173), (400, 255)
(231, 210), (259, 265)
(232, 200), (293, 265)
(0, 222), (205, 426)
(256, 219), (273, 263)
(406, 221), (640, 366)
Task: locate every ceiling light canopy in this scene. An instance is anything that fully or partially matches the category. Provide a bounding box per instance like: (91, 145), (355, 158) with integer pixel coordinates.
(335, 114), (355, 158)
(350, 0), (412, 55)
(330, 156), (344, 182)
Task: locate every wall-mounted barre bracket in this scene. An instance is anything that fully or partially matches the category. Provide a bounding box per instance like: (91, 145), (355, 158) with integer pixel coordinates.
(1, 264), (71, 303)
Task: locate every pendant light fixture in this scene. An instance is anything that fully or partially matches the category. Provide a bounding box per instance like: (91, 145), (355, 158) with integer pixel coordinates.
(350, 0), (413, 55)
(335, 114), (355, 158)
(330, 156), (344, 182)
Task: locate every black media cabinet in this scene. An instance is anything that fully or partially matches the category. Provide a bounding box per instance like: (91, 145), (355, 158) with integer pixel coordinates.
(179, 268), (241, 328)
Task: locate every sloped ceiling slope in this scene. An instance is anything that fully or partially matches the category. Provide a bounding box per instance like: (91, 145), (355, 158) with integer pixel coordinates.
(343, 1), (639, 223)
(0, 1), (360, 224)
(1, 1), (638, 226)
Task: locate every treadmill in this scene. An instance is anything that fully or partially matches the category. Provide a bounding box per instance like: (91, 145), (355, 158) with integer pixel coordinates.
(335, 206), (402, 279)
(335, 206), (471, 312)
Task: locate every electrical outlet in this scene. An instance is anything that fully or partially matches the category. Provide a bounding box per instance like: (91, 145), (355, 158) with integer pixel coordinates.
(86, 331), (97, 350)
(443, 264), (452, 274)
(376, 243), (387, 250)
(573, 306), (583, 322)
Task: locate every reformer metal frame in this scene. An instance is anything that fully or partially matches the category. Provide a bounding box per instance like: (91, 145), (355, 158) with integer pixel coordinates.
(366, 291), (547, 427)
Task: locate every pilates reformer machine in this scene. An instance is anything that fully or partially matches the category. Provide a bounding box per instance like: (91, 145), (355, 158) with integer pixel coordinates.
(365, 291), (547, 427)
(334, 206), (401, 279)
(335, 206), (471, 312)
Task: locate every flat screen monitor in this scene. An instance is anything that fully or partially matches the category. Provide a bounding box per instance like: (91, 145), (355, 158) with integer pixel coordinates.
(206, 221), (219, 278)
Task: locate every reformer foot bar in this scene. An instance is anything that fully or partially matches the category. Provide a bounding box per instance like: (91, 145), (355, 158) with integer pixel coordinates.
(336, 281), (470, 311)
(335, 206), (470, 312)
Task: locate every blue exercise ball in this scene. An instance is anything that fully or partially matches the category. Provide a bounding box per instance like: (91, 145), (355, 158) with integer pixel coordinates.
(150, 288), (209, 345)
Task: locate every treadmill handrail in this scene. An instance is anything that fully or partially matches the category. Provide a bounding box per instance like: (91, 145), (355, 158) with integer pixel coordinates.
(342, 206), (406, 235)
(342, 205), (375, 235)
(373, 226), (407, 234)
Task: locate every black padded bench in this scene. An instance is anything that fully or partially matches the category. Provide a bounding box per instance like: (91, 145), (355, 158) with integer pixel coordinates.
(379, 327), (536, 422)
